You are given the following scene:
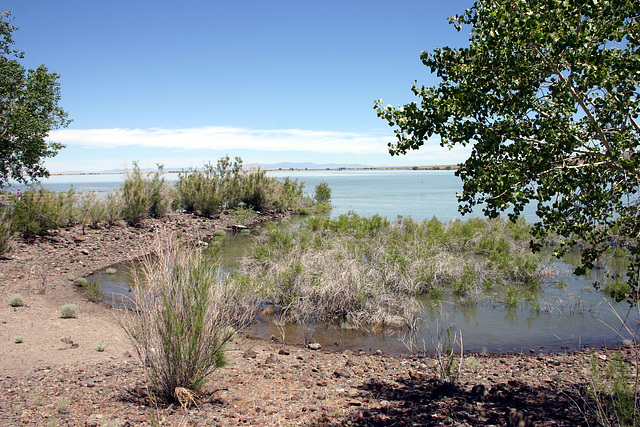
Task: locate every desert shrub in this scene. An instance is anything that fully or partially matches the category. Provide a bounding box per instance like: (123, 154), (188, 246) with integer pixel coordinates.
(0, 207), (13, 255)
(176, 163), (224, 217)
(121, 233), (257, 403)
(9, 293), (24, 307)
(77, 191), (106, 230)
(60, 303), (78, 318)
(104, 191), (124, 225)
(79, 278), (104, 302)
(121, 162), (173, 225)
(11, 187), (78, 236)
(228, 205), (257, 225)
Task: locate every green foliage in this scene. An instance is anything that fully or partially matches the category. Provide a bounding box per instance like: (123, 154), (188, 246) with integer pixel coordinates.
(603, 278), (632, 303)
(375, 0), (640, 302)
(176, 163), (224, 217)
(589, 351), (639, 426)
(313, 181), (332, 204)
(8, 293), (23, 307)
(176, 156), (312, 216)
(11, 187), (77, 236)
(60, 303), (78, 318)
(80, 278), (104, 303)
(121, 162), (173, 225)
(228, 205), (257, 225)
(0, 206), (13, 255)
(0, 11), (70, 187)
(121, 234), (255, 403)
(240, 214), (546, 329)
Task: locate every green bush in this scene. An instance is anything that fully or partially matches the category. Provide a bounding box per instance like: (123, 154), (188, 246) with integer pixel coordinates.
(313, 181), (331, 204)
(11, 187), (78, 236)
(60, 303), (78, 318)
(238, 214), (548, 330)
(121, 234), (256, 403)
(9, 293), (24, 307)
(0, 207), (13, 255)
(121, 162), (173, 225)
(176, 162), (225, 217)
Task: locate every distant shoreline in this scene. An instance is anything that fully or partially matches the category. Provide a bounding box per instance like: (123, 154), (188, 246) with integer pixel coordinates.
(50, 165), (459, 176)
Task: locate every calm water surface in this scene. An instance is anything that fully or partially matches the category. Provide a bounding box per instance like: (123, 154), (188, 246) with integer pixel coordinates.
(41, 170), (639, 353)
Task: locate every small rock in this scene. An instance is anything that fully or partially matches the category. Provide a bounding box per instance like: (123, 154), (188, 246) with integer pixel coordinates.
(333, 370), (351, 379)
(242, 349), (257, 359)
(278, 348), (290, 355)
(264, 353), (277, 365)
(308, 343), (322, 350)
(507, 408), (534, 427)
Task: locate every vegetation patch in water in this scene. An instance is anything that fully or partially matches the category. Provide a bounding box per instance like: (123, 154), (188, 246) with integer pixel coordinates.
(233, 213), (551, 330)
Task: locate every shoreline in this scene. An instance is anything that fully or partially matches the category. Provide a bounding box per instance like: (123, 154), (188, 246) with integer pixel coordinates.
(0, 211), (637, 425)
(47, 165), (460, 177)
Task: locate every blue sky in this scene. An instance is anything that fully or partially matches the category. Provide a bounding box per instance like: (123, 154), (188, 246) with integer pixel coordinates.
(7, 0), (474, 172)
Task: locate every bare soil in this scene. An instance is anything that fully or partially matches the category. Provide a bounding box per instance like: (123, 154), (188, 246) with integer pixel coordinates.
(0, 212), (636, 426)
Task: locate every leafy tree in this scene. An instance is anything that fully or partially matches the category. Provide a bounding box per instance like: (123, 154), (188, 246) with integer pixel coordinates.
(375, 0), (640, 301)
(0, 10), (70, 187)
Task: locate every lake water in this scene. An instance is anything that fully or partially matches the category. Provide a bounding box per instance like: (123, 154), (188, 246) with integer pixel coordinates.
(41, 170), (639, 353)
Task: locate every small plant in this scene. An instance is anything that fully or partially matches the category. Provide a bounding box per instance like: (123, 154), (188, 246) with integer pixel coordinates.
(75, 277), (88, 287)
(14, 335), (23, 344)
(60, 304), (78, 319)
(84, 278), (104, 302)
(9, 293), (24, 307)
(588, 351), (639, 426)
(465, 355), (483, 372)
(57, 397), (71, 413)
(105, 267), (117, 274)
(96, 341), (107, 352)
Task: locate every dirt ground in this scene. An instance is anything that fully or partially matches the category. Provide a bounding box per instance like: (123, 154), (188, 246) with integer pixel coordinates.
(0, 212), (636, 426)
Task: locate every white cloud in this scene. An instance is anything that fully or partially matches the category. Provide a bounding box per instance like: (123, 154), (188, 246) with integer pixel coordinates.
(49, 126), (396, 154)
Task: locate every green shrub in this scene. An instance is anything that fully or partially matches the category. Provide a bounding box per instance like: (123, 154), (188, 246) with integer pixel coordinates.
(60, 303), (78, 318)
(176, 163), (224, 217)
(121, 162), (173, 225)
(0, 207), (13, 256)
(313, 181), (332, 204)
(588, 350), (639, 426)
(121, 234), (256, 403)
(9, 293), (24, 307)
(11, 187), (78, 236)
(14, 336), (23, 344)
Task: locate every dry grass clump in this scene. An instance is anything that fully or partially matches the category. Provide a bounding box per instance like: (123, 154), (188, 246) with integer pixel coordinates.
(121, 232), (257, 403)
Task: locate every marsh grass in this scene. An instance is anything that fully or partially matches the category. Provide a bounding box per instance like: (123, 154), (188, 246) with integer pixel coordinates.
(121, 232), (257, 403)
(239, 214), (549, 332)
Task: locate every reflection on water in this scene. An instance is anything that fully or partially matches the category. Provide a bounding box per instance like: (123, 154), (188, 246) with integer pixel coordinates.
(90, 221), (639, 354)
